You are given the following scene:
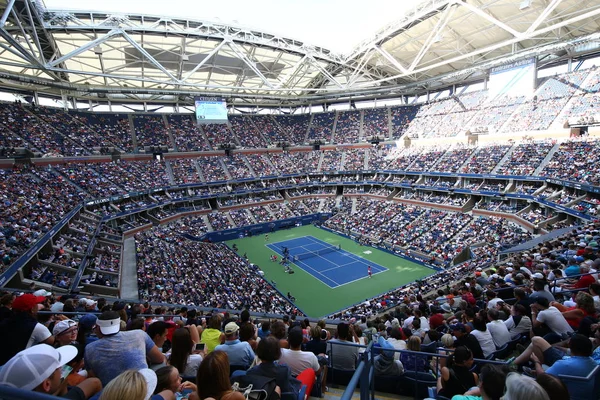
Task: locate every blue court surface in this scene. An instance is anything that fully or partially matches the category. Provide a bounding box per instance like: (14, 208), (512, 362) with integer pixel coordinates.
(266, 236), (388, 288)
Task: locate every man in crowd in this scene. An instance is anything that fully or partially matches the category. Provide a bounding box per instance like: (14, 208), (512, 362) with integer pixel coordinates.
(0, 293), (54, 365)
(214, 321), (255, 368)
(84, 311), (166, 386)
(326, 323), (359, 371)
(0, 344), (101, 399)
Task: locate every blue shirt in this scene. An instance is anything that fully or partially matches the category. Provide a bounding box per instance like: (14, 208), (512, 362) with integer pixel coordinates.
(546, 356), (599, 400)
(85, 330), (155, 386)
(214, 339), (255, 367)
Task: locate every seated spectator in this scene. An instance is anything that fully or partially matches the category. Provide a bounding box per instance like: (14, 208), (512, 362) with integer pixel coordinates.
(433, 333), (455, 373)
(270, 320), (289, 349)
(53, 319), (79, 347)
(214, 322), (255, 369)
(531, 334), (599, 399)
(303, 325), (327, 356)
(436, 346), (477, 399)
(257, 320), (271, 340)
(0, 293), (54, 364)
(503, 372), (550, 400)
(532, 298), (574, 343)
(247, 336), (302, 397)
(550, 292), (597, 331)
(486, 309), (511, 349)
(200, 314), (225, 354)
(451, 364), (506, 400)
(326, 323), (359, 371)
(536, 373), (570, 400)
(504, 304), (532, 339)
(85, 311), (166, 386)
(386, 327), (407, 361)
(470, 315), (496, 358)
(373, 336), (404, 376)
(100, 368), (174, 400)
(451, 323), (485, 360)
(239, 322), (258, 352)
(400, 336), (429, 372)
(0, 344), (102, 399)
(191, 351), (247, 400)
(155, 365), (197, 399)
(168, 327), (203, 377)
(147, 321), (170, 352)
(279, 327), (320, 394)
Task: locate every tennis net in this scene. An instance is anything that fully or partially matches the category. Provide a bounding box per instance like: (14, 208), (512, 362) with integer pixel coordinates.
(293, 245), (339, 261)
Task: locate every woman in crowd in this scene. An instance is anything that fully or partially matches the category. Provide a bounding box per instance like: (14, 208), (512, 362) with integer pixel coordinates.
(169, 327), (203, 377)
(191, 351), (249, 400)
(155, 365), (197, 398)
(551, 291), (597, 331)
(470, 314), (496, 358)
(502, 372), (550, 400)
(200, 314), (224, 354)
(399, 336), (429, 372)
(436, 346), (478, 399)
(433, 333), (455, 373)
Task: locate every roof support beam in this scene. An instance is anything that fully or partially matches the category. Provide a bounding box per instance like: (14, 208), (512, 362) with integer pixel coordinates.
(47, 29), (121, 67)
(0, 0), (15, 29)
(373, 46), (408, 74)
(121, 30), (180, 83)
(526, 0), (564, 34)
(307, 56), (344, 89)
(409, 3), (456, 72)
(457, 0), (522, 38)
(358, 5), (600, 88)
(226, 40), (275, 89)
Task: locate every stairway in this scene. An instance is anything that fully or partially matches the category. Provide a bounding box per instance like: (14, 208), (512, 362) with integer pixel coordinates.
(533, 142), (560, 176)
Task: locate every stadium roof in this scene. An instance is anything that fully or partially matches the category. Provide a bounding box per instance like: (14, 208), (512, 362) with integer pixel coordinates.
(0, 0), (599, 107)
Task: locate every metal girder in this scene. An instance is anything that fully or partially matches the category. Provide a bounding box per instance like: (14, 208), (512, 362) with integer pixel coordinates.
(0, 0), (16, 28)
(409, 2), (456, 72)
(350, 0), (600, 87)
(47, 29), (121, 67)
(226, 40), (275, 89)
(41, 10), (347, 65)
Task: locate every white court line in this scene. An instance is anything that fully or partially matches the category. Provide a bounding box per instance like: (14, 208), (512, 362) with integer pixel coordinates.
(267, 242), (339, 287)
(267, 236), (388, 288)
(333, 269), (387, 289)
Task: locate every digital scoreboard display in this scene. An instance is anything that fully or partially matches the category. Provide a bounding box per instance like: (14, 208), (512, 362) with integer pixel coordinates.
(194, 97), (228, 124)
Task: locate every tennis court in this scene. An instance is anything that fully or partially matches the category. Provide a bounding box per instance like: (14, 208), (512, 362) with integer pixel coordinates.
(227, 225), (435, 317)
(267, 236), (387, 288)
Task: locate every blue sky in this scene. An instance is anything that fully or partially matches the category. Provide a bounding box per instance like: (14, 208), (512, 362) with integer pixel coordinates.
(44, 0), (425, 54)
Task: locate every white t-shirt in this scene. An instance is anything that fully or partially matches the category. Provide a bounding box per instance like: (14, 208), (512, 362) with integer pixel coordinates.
(182, 354), (203, 377)
(470, 329), (496, 358)
(536, 307), (574, 336)
(504, 316), (532, 339)
(28, 323), (52, 348)
(386, 338), (407, 362)
(487, 298), (503, 310)
(486, 320), (511, 348)
(279, 349), (320, 376)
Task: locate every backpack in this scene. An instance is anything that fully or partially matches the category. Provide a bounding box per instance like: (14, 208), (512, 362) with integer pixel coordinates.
(231, 374), (279, 400)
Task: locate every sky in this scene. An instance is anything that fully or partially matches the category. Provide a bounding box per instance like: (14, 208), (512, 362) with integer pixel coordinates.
(44, 0), (426, 54)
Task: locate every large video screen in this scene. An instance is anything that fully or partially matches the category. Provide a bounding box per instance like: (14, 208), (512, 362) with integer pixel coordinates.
(194, 97), (228, 124)
(487, 58), (536, 101)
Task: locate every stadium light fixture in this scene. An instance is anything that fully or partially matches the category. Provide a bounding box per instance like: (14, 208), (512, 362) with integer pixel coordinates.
(93, 45), (103, 55)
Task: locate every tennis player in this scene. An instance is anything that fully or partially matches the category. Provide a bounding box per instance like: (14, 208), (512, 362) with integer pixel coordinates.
(368, 266), (372, 278)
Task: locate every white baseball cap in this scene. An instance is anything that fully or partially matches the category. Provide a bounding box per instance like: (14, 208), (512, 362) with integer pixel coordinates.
(96, 316), (121, 335)
(52, 319), (78, 336)
(0, 344), (77, 391)
(33, 289), (52, 297)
